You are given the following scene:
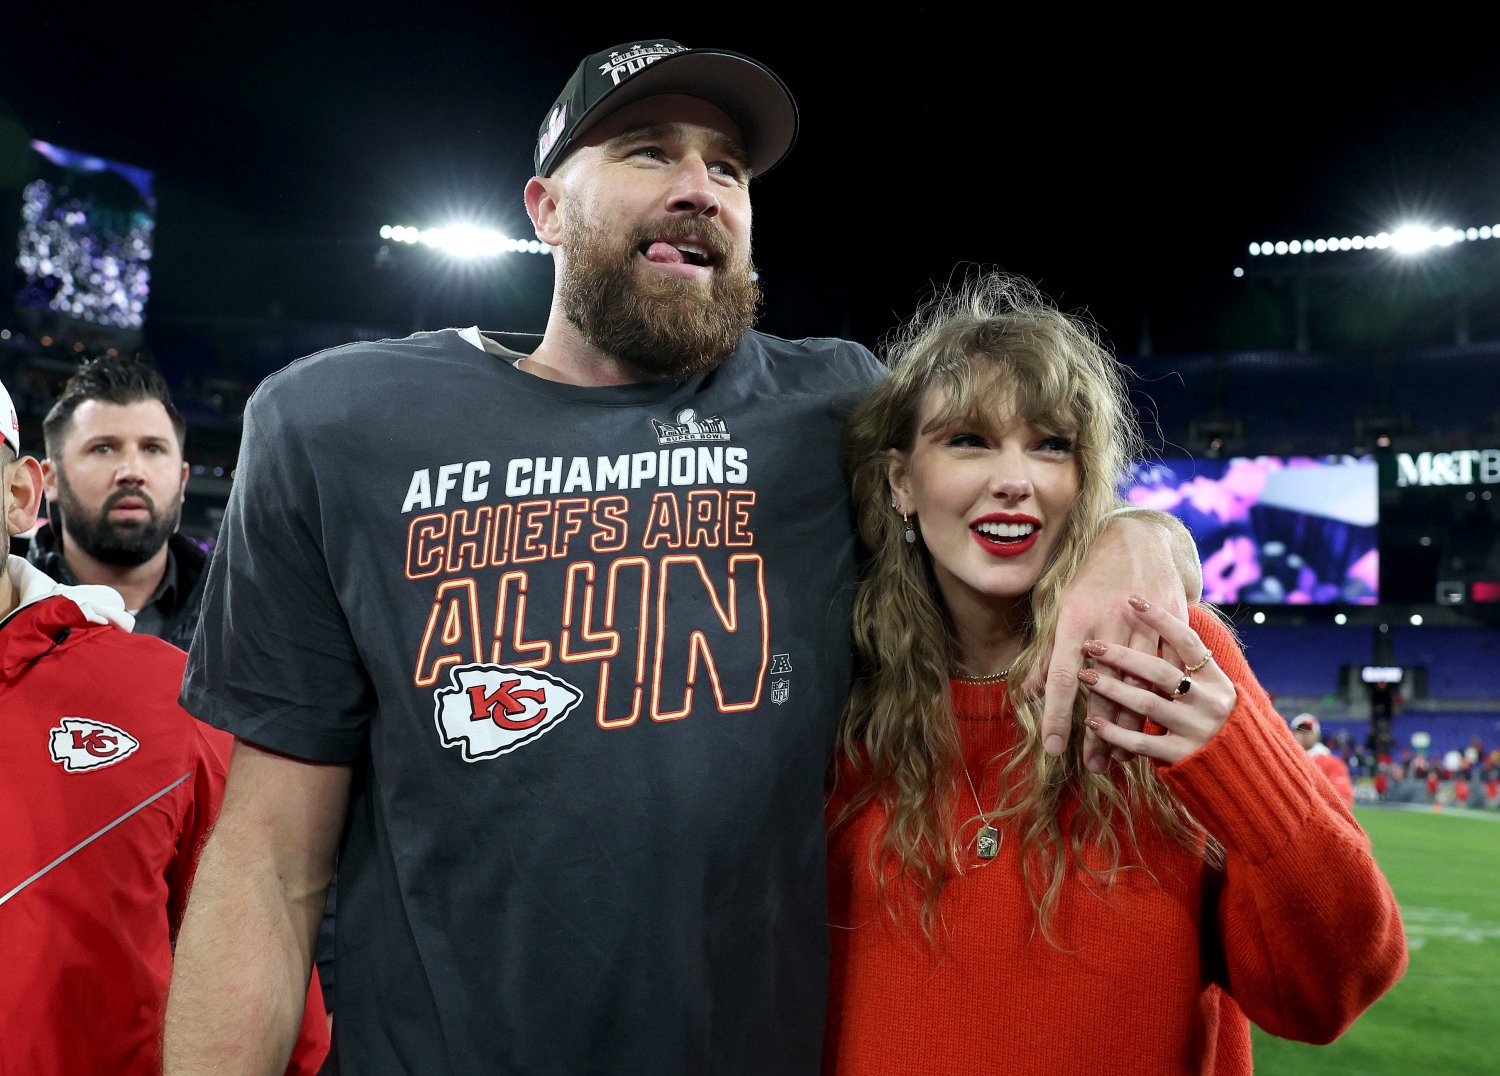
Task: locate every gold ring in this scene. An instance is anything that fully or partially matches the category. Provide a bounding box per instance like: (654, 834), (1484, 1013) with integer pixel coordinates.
(1170, 677), (1192, 699)
(1183, 651), (1213, 673)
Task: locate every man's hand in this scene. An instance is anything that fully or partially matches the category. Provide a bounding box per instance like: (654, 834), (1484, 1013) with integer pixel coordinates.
(1025, 510), (1199, 770)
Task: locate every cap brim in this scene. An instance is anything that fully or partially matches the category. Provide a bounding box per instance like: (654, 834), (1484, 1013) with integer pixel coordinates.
(555, 49), (798, 178)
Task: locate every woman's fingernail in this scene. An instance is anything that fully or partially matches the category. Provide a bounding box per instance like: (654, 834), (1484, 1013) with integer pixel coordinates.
(1086, 717), (1102, 730)
(1084, 639), (1108, 657)
(1078, 669), (1100, 686)
(1128, 595), (1151, 611)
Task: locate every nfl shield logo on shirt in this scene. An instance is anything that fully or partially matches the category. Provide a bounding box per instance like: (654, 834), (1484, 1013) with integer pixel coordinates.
(434, 664), (585, 761)
(49, 718), (141, 772)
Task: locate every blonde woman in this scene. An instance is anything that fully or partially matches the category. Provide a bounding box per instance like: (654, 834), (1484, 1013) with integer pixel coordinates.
(825, 273), (1406, 1075)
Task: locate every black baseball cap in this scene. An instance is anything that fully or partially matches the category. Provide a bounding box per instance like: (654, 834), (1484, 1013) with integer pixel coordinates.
(534, 40), (798, 179)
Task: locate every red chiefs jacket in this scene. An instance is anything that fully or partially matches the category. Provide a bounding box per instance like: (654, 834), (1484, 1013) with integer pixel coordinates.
(0, 556), (328, 1075)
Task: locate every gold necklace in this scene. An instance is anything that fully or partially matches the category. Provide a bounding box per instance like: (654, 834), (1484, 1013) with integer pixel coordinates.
(953, 665), (1011, 686)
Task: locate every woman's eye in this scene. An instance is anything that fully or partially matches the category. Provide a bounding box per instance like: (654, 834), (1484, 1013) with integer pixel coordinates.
(945, 432), (987, 449)
(1037, 436), (1075, 453)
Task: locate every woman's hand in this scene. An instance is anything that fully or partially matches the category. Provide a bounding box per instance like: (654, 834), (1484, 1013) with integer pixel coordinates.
(1075, 595), (1236, 765)
(1028, 513), (1195, 771)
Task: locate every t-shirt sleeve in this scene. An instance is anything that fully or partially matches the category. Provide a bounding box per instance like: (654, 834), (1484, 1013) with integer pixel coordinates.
(817, 339), (886, 427)
(180, 374), (375, 762)
(838, 339), (887, 394)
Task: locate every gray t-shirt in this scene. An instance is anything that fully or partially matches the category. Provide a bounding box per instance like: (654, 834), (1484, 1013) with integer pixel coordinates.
(182, 327), (885, 1075)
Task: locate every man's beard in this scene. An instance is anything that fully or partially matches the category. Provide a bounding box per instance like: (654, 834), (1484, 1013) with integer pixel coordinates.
(54, 467), (183, 568)
(559, 214), (761, 379)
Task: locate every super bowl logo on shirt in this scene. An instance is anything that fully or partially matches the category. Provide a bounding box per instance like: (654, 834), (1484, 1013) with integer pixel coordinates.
(49, 718), (141, 772)
(434, 664), (585, 761)
(652, 408), (729, 445)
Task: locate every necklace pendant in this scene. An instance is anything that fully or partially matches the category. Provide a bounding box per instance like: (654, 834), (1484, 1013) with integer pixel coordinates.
(976, 825), (999, 859)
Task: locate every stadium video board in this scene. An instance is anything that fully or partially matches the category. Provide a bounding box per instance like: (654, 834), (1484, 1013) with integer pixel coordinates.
(13, 140), (155, 335)
(1124, 455), (1379, 606)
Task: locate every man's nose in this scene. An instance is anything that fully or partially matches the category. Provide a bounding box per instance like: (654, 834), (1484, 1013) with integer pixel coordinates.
(114, 450), (147, 482)
(665, 156), (720, 219)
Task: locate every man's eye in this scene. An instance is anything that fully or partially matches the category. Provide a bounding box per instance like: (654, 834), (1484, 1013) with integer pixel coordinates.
(631, 146), (665, 161)
(709, 161), (745, 182)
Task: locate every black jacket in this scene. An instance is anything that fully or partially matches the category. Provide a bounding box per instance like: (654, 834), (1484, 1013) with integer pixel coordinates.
(24, 522), (208, 653)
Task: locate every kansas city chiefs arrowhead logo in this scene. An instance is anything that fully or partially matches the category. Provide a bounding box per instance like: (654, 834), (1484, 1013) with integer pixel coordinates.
(49, 718), (141, 772)
(434, 664), (584, 762)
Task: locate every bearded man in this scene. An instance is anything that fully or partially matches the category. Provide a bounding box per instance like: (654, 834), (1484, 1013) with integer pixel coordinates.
(28, 355), (203, 650)
(166, 40), (1196, 1075)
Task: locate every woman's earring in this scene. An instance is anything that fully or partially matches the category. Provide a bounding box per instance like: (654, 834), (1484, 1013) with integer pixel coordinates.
(892, 499), (916, 544)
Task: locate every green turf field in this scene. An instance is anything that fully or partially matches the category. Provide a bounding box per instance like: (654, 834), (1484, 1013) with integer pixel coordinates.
(1249, 805), (1500, 1074)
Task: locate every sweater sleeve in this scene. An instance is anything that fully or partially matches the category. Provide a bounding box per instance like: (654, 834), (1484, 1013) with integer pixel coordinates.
(1156, 607), (1407, 1044)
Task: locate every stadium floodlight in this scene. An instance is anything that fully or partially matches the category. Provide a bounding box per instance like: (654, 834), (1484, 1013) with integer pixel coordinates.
(1247, 219), (1500, 260)
(379, 223), (551, 259)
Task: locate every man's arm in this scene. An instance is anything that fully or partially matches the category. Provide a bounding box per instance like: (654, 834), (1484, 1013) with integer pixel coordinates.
(165, 740), (351, 1075)
(1030, 509), (1201, 770)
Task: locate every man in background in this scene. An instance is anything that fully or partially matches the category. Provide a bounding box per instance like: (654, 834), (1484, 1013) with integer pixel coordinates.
(1292, 712), (1356, 808)
(27, 354), (205, 650)
(0, 373), (329, 1074)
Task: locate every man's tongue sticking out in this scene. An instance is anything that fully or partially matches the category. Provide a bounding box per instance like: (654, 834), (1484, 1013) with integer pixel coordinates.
(645, 242), (685, 264)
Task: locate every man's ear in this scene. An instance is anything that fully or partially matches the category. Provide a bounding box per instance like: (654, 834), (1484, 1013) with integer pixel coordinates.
(5, 457), (44, 536)
(39, 457), (57, 504)
(524, 176), (565, 247)
(885, 450), (912, 515)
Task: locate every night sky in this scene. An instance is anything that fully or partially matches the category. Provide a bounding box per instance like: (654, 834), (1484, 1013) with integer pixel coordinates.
(6, 10), (1500, 360)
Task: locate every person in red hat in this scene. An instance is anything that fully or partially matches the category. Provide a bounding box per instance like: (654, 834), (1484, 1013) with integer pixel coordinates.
(1292, 712), (1356, 809)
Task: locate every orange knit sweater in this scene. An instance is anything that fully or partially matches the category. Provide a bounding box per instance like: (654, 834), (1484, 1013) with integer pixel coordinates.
(825, 607), (1406, 1075)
